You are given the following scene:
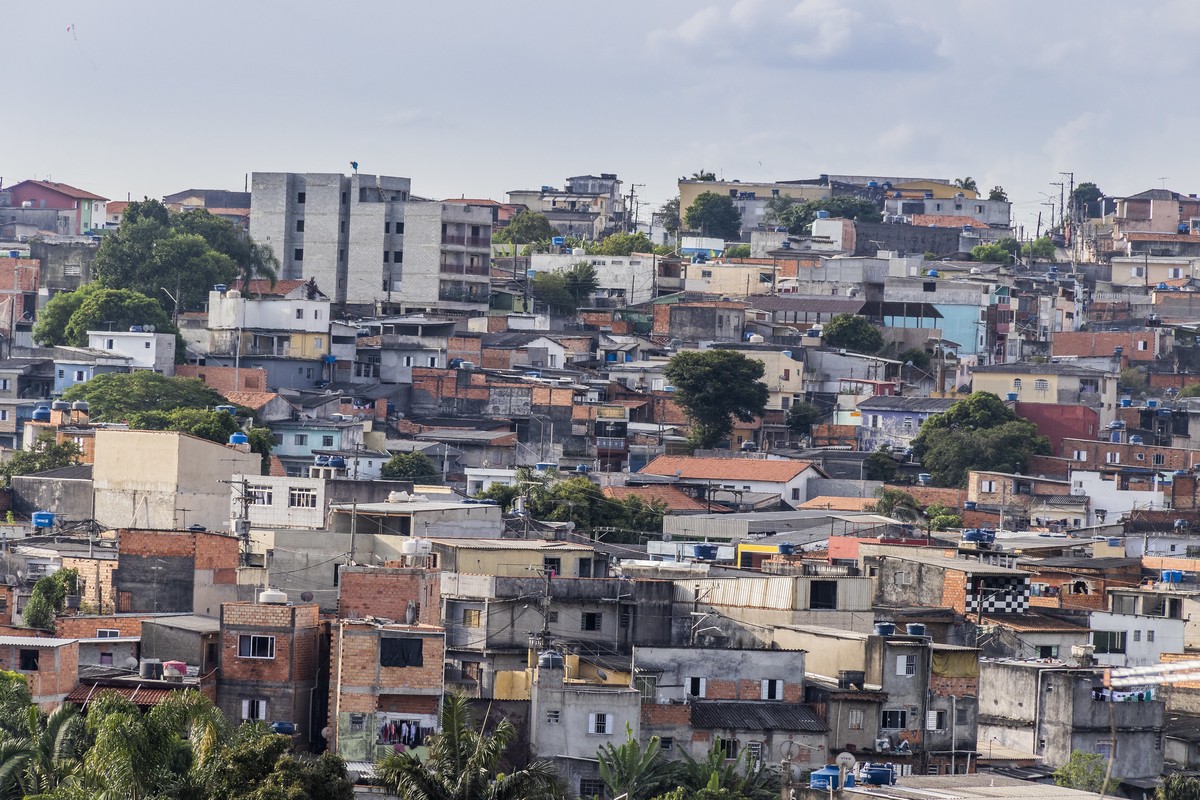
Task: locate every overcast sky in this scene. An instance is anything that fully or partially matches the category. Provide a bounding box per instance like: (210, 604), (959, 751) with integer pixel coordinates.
(7, 0), (1199, 235)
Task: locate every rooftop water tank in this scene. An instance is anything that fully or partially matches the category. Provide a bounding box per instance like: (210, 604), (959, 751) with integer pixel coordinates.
(271, 721), (296, 736)
(215, 404), (236, 414)
(917, 473), (931, 485)
(401, 538), (419, 555)
(71, 400), (88, 412)
(228, 432), (249, 445)
(1120, 398), (1131, 407)
(815, 210), (831, 219)
(31, 511), (54, 529)
(32, 406), (50, 422)
(906, 623), (927, 636)
(139, 659), (163, 679)
(927, 269), (939, 278)
(259, 589), (288, 605)
(538, 650), (565, 669)
(874, 622), (896, 636)
(51, 400), (69, 411)
(1130, 435), (1144, 444)
(213, 284), (228, 292)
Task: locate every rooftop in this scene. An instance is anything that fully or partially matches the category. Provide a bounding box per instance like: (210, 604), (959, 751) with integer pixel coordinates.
(690, 700), (826, 733)
(15, 179), (108, 201)
(641, 455), (818, 483)
(856, 396), (959, 413)
(972, 362), (1114, 377)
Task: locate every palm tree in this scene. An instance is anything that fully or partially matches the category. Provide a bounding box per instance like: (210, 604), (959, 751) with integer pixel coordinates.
(238, 240), (279, 297)
(376, 693), (562, 800)
(596, 728), (679, 800)
(678, 738), (779, 800)
(868, 487), (922, 523)
(20, 704), (85, 797)
(0, 737), (33, 800)
(954, 177), (977, 193)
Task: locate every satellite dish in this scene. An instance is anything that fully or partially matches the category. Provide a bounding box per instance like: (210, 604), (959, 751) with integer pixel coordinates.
(596, 669), (609, 681)
(123, 656), (139, 670)
(15, 570), (23, 581)
(300, 591), (314, 602)
(835, 752), (857, 770)
(3, 574), (15, 586)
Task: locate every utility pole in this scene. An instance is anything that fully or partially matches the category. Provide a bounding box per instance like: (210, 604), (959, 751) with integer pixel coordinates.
(626, 184), (644, 233)
(1060, 171), (1075, 225)
(1050, 182), (1065, 231)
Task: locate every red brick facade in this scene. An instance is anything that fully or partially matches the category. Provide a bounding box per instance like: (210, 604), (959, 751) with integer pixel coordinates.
(175, 365), (269, 394)
(337, 567), (441, 626)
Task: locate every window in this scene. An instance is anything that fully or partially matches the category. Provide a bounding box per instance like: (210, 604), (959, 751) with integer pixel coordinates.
(1034, 379), (1049, 391)
(1148, 630), (1156, 642)
(296, 308), (305, 319)
(636, 675), (658, 702)
(313, 309), (320, 319)
(1093, 630), (1126, 654)
(1136, 453), (1145, 461)
(380, 637), (423, 667)
(810, 581), (838, 610)
(896, 654), (917, 676)
(241, 699), (268, 722)
(1037, 645), (1058, 659)
(394, 251), (403, 263)
(57, 369), (64, 379)
(104, 338), (115, 349)
(881, 709), (908, 729)
(660, 736), (674, 751)
(0, 410), (7, 422)
(428, 356), (437, 367)
(547, 611), (559, 623)
(587, 713), (613, 735)
(297, 192), (306, 204)
(18, 649), (39, 670)
(288, 487), (317, 508)
(903, 416), (913, 428)
(248, 485), (273, 505)
(74, 370), (86, 381)
(688, 677), (707, 698)
(294, 248), (303, 261)
(1138, 339), (1150, 351)
(322, 435), (334, 448)
(1096, 739), (1114, 759)
(761, 679), (783, 700)
(932, 710), (948, 730)
(848, 709), (865, 730)
(719, 738), (739, 759)
(1106, 452), (1120, 464)
(580, 778), (605, 798)
(619, 610), (631, 628)
(395, 222), (404, 234)
(384, 251), (390, 263)
(1133, 266), (1145, 278)
(97, 628), (120, 638)
(294, 434), (308, 446)
(546, 709), (560, 724)
(100, 652), (113, 665)
(1133, 630), (1142, 642)
(980, 480), (997, 493)
(314, 337), (323, 350)
(543, 557), (562, 576)
(955, 705), (969, 725)
(385, 222), (391, 234)
(144, 341), (151, 349)
(0, 379), (7, 391)
(927, 765), (941, 775)
(296, 219), (304, 232)
(1154, 454), (1165, 466)
(791, 488), (801, 501)
(237, 635), (275, 659)
(581, 612), (602, 631)
(462, 608), (481, 628)
(1012, 378), (1022, 390)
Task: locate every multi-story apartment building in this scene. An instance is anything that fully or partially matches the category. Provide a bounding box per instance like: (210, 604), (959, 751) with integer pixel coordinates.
(250, 172), (492, 313)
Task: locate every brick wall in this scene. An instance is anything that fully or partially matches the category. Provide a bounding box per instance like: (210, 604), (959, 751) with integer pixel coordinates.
(0, 586), (10, 626)
(940, 571), (967, 614)
(60, 557), (117, 613)
(55, 614), (151, 638)
(1061, 437), (1197, 471)
(378, 694), (439, 714)
(337, 567), (441, 626)
(175, 365), (268, 394)
(930, 675), (978, 696)
(641, 702), (690, 726)
(220, 602), (320, 684)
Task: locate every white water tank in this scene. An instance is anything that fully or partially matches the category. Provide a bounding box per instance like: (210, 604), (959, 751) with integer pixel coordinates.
(388, 491), (412, 503)
(401, 538), (418, 555)
(259, 588), (288, 605)
(415, 538), (433, 555)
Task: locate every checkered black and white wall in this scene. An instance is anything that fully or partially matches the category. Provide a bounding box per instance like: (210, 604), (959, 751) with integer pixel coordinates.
(965, 576), (1030, 615)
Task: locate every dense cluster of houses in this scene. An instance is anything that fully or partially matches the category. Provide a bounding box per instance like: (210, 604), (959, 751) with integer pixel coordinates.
(4, 170), (1200, 797)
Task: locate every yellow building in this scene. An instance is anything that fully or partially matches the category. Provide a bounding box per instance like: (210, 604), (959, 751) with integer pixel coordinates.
(970, 363), (1118, 426)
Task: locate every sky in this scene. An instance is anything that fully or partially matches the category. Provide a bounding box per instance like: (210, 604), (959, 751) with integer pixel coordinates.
(7, 0), (1200, 236)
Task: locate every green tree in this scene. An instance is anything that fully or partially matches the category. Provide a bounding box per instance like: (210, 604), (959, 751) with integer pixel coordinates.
(20, 591), (54, 631)
(33, 284), (185, 362)
(690, 170), (717, 181)
(592, 232), (655, 256)
(785, 401), (823, 436)
(1021, 236), (1057, 261)
(476, 481), (520, 510)
(381, 451), (441, 483)
(1180, 382), (1200, 398)
(821, 313), (883, 354)
(2, 432), (81, 485)
(61, 372), (227, 421)
(868, 487), (921, 522)
(684, 192), (742, 240)
(911, 391), (1051, 487)
(664, 350), (768, 450)
(1072, 182), (1103, 218)
(1158, 773), (1200, 800)
(122, 198), (171, 227)
(1120, 367), (1147, 393)
(954, 177), (978, 192)
(13, 703), (86, 797)
(530, 272), (575, 313)
(376, 693), (561, 800)
(899, 347), (931, 373)
(1053, 749), (1118, 794)
(782, 196), (882, 236)
(724, 244), (751, 258)
(32, 283), (98, 347)
(970, 243), (1011, 264)
(495, 210), (557, 244)
(988, 185), (1008, 202)
(677, 737), (779, 800)
(925, 503), (963, 531)
(126, 407), (238, 442)
(597, 727), (678, 800)
(863, 446), (899, 482)
(563, 262), (600, 308)
(658, 197), (681, 237)
(764, 196), (796, 228)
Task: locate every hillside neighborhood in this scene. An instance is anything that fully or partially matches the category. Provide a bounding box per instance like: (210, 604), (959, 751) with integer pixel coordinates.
(4, 168), (1200, 800)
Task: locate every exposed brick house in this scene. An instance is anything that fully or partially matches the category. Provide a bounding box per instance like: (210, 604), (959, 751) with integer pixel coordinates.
(336, 566), (440, 626)
(0, 636), (78, 709)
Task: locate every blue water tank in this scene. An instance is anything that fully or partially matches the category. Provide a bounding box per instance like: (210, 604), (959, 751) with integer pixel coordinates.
(1158, 282), (1170, 290)
(329, 456), (346, 468)
(694, 545), (718, 560)
(129, 325), (143, 333)
(874, 622), (896, 636)
(228, 432), (249, 445)
(32, 406), (51, 422)
(815, 210), (831, 219)
(862, 765), (896, 786)
(271, 721), (296, 735)
(215, 405), (236, 415)
(1120, 398), (1131, 407)
(1148, 399), (1159, 409)
(906, 623), (927, 636)
(867, 180), (879, 188)
(809, 767), (842, 791)
(927, 269), (939, 278)
(1163, 570), (1184, 584)
(32, 511), (54, 529)
(1110, 430), (1122, 443)
(963, 500), (977, 511)
(575, 464), (592, 473)
(314, 455), (330, 466)
(778, 543), (795, 555)
(1006, 392), (1018, 401)
(213, 284), (228, 293)
(1108, 538), (1122, 547)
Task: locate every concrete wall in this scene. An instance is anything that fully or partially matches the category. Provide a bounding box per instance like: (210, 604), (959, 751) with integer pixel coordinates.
(1089, 610), (1185, 667)
(251, 172), (351, 301)
(141, 620), (218, 668)
(30, 239), (98, 293)
(10, 473), (92, 518)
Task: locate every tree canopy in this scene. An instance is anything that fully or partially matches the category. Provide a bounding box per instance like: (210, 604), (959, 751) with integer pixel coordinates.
(495, 210), (557, 244)
(821, 313), (883, 354)
(381, 451), (440, 483)
(689, 170), (717, 181)
(2, 432), (81, 486)
(61, 372), (228, 421)
(724, 244), (750, 258)
(911, 391), (1051, 486)
(954, 177), (978, 192)
(658, 197), (681, 237)
(785, 400), (822, 436)
(592, 232), (655, 256)
(1053, 749), (1118, 794)
(1022, 236), (1057, 261)
(988, 185), (1008, 202)
(776, 196), (882, 235)
(664, 350), (768, 450)
(684, 193), (742, 240)
(479, 469), (666, 539)
(970, 243), (1011, 264)
(33, 283), (185, 362)
(1072, 182), (1104, 218)
(95, 201), (275, 318)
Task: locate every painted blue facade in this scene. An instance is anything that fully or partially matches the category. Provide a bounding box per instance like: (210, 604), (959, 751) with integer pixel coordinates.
(857, 397), (958, 453)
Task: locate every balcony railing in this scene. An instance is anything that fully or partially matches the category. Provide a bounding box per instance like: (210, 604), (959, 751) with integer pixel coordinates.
(438, 286), (488, 304)
(596, 436), (628, 451)
(442, 234), (491, 248)
(440, 262), (489, 276)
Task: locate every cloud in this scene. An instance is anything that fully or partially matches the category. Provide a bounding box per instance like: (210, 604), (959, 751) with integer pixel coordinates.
(649, 0), (943, 71)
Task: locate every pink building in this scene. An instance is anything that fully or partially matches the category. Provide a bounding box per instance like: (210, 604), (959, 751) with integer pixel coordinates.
(6, 180), (108, 234)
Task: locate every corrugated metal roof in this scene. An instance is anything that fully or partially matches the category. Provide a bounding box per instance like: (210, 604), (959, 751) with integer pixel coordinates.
(0, 636), (76, 647)
(690, 700), (826, 733)
(65, 684), (178, 705)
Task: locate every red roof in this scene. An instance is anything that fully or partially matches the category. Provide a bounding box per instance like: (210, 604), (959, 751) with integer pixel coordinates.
(223, 391), (284, 410)
(231, 278), (308, 296)
(66, 684), (178, 706)
(15, 179), (108, 202)
(603, 484), (724, 513)
(640, 455), (818, 483)
(798, 496), (875, 511)
(106, 201), (130, 216)
(910, 214), (991, 229)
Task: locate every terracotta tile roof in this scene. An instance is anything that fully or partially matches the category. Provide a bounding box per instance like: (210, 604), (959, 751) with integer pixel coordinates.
(268, 453), (287, 477)
(106, 201), (130, 216)
(981, 613), (1088, 633)
(603, 484), (722, 513)
(1123, 232), (1199, 241)
(205, 207), (250, 217)
(910, 214), (993, 228)
(66, 684), (178, 706)
(640, 455), (818, 483)
(798, 496), (875, 511)
(222, 391), (283, 410)
(17, 179), (108, 201)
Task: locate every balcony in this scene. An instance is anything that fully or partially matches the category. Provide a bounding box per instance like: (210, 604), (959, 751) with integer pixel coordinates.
(441, 235), (491, 248)
(596, 436), (628, 452)
(438, 286), (489, 304)
(440, 261), (489, 277)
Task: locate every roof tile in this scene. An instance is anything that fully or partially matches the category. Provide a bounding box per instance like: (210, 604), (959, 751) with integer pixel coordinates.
(641, 455), (817, 483)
